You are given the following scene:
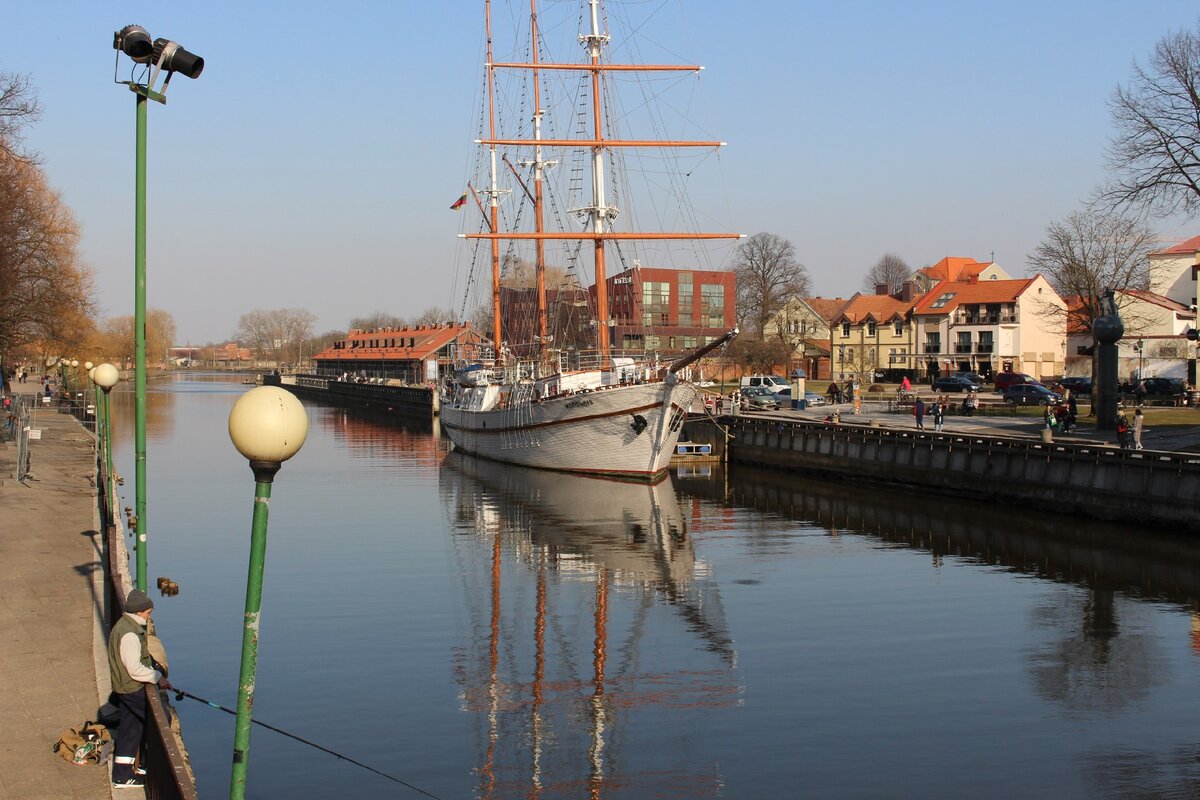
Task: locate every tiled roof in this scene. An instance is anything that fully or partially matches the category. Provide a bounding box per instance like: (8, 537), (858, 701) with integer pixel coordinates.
(1152, 234), (1200, 255)
(912, 278), (1037, 315)
(803, 297), (850, 322)
(312, 323), (471, 362)
(835, 293), (913, 323)
(918, 257), (990, 283)
(1121, 288), (1194, 313)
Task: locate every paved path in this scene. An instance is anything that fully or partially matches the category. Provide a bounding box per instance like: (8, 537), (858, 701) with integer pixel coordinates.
(1, 385), (113, 799)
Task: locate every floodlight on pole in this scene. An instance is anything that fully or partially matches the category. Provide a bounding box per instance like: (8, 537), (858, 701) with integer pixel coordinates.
(112, 23), (204, 590)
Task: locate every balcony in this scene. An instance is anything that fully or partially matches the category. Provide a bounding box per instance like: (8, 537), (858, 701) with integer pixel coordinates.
(954, 344), (973, 354)
(975, 342), (993, 353)
(955, 314), (999, 325)
(924, 344), (941, 354)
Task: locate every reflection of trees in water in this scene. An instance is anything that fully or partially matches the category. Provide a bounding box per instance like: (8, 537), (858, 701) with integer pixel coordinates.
(1026, 586), (1166, 715)
(1081, 743), (1200, 799)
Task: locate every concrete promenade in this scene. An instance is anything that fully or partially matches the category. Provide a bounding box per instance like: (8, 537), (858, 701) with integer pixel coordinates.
(1, 384), (112, 799)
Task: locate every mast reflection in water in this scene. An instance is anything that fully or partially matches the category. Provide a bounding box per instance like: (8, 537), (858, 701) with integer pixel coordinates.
(440, 452), (738, 798)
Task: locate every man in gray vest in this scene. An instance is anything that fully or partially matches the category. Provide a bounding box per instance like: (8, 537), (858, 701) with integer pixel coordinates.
(107, 589), (171, 787)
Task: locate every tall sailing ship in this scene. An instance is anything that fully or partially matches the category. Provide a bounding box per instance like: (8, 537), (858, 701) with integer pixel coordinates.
(440, 0), (740, 481)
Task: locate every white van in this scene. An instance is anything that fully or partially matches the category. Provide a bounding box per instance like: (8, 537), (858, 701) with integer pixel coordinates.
(740, 375), (790, 397)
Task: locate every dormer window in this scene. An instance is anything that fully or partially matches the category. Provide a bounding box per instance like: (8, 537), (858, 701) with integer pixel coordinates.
(867, 321), (877, 336)
(841, 321), (850, 337)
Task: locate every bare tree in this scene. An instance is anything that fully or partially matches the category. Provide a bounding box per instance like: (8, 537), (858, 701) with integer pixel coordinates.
(412, 306), (453, 326)
(95, 309), (176, 367)
(1105, 21), (1200, 216)
(1028, 208), (1158, 338)
(349, 311), (406, 331)
(734, 232), (811, 337)
(0, 153), (96, 359)
(0, 72), (41, 161)
(860, 253), (910, 294)
(236, 308), (317, 366)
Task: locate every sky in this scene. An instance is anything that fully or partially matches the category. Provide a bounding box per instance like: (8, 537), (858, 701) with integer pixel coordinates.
(3, 1), (1198, 344)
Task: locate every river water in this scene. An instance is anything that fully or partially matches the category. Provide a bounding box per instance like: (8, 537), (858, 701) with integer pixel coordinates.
(109, 373), (1200, 799)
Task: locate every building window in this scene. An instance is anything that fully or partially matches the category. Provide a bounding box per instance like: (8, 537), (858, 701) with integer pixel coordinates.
(894, 320), (904, 336)
(867, 321), (877, 337)
(700, 284), (724, 327)
(924, 334), (940, 353)
(932, 292), (956, 308)
(645, 335), (660, 350)
(678, 273), (693, 327)
(841, 321), (851, 337)
(642, 281), (671, 327)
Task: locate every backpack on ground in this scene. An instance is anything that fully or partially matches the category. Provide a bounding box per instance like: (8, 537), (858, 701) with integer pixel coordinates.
(52, 721), (113, 766)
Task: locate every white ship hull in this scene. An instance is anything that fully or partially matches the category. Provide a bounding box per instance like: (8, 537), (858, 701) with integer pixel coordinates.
(441, 379), (697, 480)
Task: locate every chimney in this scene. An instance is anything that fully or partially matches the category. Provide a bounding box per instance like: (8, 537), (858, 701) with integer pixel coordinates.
(875, 283), (888, 295)
(901, 281), (917, 302)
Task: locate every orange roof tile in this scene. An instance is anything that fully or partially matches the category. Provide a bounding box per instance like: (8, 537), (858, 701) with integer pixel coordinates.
(312, 323), (473, 363)
(1152, 234), (1200, 255)
(917, 256), (995, 283)
(1121, 288), (1193, 313)
(835, 293), (913, 323)
(912, 278), (1037, 315)
(803, 297), (849, 322)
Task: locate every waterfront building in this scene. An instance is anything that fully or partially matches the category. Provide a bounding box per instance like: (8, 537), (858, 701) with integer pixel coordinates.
(909, 256), (1010, 293)
(1065, 288), (1197, 382)
(912, 275), (1065, 380)
(830, 283), (922, 382)
(763, 296), (847, 379)
(1148, 234), (1200, 310)
(599, 265), (737, 356)
(311, 323), (482, 384)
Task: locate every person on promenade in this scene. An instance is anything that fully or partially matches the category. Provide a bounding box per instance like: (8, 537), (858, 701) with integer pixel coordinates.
(107, 589), (171, 788)
(1133, 407), (1145, 450)
(914, 397), (925, 431)
(1116, 412), (1131, 449)
(932, 400), (945, 432)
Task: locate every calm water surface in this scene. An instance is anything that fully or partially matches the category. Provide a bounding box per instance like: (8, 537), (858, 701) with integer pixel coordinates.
(110, 373), (1200, 799)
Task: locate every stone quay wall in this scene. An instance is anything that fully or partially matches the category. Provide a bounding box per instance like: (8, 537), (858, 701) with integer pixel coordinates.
(684, 416), (1200, 530)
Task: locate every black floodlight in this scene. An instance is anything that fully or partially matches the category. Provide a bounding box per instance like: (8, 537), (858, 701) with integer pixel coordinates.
(152, 38), (204, 79)
(114, 25), (153, 62)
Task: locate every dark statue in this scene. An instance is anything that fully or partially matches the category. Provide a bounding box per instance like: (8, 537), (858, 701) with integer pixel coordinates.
(1092, 289), (1124, 431)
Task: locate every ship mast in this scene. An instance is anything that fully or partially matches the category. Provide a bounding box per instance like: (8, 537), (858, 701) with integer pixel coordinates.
(466, 0), (740, 371)
(485, 0), (505, 364)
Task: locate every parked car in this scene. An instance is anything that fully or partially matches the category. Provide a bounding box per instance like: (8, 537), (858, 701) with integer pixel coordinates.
(741, 385), (781, 410)
(931, 375), (976, 393)
(953, 372), (986, 389)
(1058, 377), (1092, 397)
(803, 391), (827, 407)
(994, 372), (1041, 393)
(1134, 377), (1187, 405)
(1003, 384), (1061, 406)
(741, 375), (790, 397)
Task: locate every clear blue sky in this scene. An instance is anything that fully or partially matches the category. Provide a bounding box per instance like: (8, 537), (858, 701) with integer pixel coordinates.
(3, 1), (1197, 343)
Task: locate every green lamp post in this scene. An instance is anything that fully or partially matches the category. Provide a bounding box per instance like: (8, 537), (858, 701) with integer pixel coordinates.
(84, 362), (95, 429)
(94, 363), (120, 512)
(113, 24), (204, 591)
(226, 386), (308, 800)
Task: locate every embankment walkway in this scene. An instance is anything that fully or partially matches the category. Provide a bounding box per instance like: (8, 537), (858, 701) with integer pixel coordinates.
(1, 385), (112, 799)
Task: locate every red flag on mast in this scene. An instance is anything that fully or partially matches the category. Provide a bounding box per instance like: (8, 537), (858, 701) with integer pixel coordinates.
(449, 192), (467, 210)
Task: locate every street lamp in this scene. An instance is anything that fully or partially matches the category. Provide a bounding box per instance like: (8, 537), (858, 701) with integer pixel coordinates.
(86, 363), (96, 433)
(70, 360), (80, 411)
(1136, 339), (1145, 382)
(113, 24), (204, 591)
(94, 363), (120, 512)
(226, 386), (308, 800)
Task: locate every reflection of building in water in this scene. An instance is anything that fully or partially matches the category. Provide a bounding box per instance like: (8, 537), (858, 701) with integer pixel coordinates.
(316, 406), (445, 465)
(441, 453), (737, 799)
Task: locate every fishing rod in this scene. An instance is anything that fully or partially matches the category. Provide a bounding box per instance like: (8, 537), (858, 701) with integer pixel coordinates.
(172, 689), (442, 800)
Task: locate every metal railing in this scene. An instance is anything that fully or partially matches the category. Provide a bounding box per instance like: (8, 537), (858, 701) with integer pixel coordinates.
(4, 393), (33, 481)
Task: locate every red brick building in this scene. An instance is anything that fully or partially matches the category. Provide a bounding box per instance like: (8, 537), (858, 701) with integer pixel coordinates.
(600, 266), (737, 355)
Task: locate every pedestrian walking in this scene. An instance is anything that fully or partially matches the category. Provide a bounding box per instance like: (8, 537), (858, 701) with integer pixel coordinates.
(107, 589), (171, 787)
(914, 397), (925, 431)
(932, 400), (945, 432)
(1133, 407), (1145, 450)
(1116, 412), (1131, 449)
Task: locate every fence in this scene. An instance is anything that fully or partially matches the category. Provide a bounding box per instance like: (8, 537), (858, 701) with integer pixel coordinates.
(3, 393), (34, 481)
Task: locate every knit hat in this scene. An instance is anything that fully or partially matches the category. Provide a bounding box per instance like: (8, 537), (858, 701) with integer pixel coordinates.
(126, 589), (154, 613)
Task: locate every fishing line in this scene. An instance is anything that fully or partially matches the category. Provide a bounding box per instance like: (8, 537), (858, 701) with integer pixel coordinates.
(172, 689), (442, 800)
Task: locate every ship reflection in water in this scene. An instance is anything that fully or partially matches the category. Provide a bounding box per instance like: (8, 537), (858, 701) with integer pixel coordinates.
(440, 452), (738, 799)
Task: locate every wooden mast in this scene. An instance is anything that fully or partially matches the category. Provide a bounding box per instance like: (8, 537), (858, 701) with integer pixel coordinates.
(584, 0), (611, 366)
(530, 0), (550, 364)
(485, 0), (503, 364)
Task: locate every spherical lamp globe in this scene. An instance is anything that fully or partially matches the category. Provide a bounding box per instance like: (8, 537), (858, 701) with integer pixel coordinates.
(228, 386), (308, 464)
(71, 359), (79, 368)
(85, 361), (94, 371)
(94, 363), (120, 390)
(88, 367), (97, 383)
